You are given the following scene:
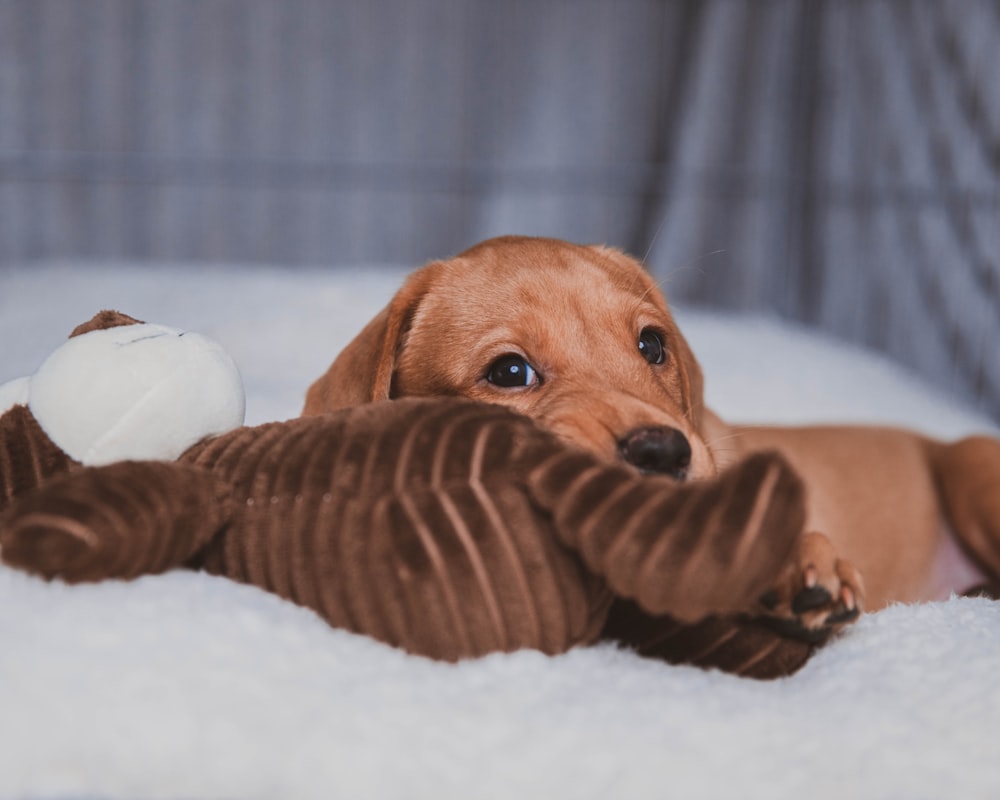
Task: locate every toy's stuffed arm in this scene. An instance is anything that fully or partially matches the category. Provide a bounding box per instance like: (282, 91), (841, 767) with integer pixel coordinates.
(1, 460), (233, 581)
(0, 405), (76, 515)
(527, 447), (805, 622)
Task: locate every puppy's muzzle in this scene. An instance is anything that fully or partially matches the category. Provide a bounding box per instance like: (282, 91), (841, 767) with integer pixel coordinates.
(618, 427), (692, 480)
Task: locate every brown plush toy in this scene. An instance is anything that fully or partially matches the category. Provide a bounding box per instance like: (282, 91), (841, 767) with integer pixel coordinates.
(0, 312), (855, 678)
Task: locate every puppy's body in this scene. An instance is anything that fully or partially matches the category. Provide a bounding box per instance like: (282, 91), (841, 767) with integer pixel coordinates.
(708, 421), (991, 608)
(305, 236), (1000, 613)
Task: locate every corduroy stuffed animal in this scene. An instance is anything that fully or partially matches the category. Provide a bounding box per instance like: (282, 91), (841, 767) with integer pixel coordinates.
(0, 312), (858, 677)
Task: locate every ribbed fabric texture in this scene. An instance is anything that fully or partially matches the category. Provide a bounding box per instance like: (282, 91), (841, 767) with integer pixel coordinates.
(0, 405), (76, 515)
(600, 600), (814, 679)
(529, 448), (805, 620)
(528, 440), (812, 678)
(186, 400), (614, 660)
(1, 396), (813, 675)
(1, 460), (232, 582)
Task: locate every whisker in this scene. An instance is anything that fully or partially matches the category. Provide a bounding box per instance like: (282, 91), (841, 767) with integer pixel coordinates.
(642, 216), (668, 263)
(636, 276), (670, 305)
(657, 249), (728, 287)
(705, 432), (749, 449)
(633, 248), (726, 309)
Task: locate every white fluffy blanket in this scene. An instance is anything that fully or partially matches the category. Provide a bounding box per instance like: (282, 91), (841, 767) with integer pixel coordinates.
(2, 264), (999, 799)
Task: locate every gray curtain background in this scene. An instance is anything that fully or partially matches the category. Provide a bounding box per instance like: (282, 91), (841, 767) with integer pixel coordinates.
(1, 0), (998, 421)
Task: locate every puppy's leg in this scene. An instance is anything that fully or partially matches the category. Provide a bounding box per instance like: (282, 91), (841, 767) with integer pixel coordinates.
(930, 436), (1000, 581)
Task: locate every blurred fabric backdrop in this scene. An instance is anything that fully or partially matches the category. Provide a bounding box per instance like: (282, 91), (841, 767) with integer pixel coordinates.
(1, 0), (998, 420)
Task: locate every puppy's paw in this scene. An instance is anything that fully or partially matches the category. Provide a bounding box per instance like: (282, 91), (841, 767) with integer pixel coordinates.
(757, 531), (865, 644)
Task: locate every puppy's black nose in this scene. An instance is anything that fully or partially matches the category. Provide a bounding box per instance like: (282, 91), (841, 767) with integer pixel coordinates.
(618, 427), (692, 480)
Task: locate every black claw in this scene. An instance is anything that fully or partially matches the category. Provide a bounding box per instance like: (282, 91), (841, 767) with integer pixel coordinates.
(791, 585), (833, 614)
(825, 606), (860, 626)
(759, 589), (780, 610)
(757, 615), (831, 645)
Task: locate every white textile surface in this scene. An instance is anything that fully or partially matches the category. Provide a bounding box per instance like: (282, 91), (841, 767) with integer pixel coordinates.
(1, 263), (999, 800)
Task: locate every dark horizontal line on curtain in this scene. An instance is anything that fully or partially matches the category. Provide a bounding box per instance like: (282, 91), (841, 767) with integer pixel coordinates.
(1, 152), (998, 210)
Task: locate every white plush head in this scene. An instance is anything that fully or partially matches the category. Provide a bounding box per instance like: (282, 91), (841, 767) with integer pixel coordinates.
(23, 321), (245, 466)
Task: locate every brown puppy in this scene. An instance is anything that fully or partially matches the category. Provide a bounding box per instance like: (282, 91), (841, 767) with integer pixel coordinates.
(304, 235), (1000, 620)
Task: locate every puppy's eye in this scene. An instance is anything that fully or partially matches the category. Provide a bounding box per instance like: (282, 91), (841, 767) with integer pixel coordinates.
(638, 328), (666, 365)
(486, 354), (539, 388)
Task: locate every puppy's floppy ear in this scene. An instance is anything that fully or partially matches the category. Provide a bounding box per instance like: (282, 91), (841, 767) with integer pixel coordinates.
(302, 266), (438, 415)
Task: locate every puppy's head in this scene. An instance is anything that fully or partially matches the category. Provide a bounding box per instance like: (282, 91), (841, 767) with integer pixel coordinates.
(304, 236), (714, 479)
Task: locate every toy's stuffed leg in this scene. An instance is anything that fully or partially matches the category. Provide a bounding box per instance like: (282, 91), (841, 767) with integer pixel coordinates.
(600, 599), (814, 679)
(0, 461), (232, 582)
